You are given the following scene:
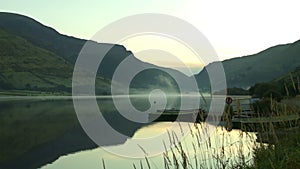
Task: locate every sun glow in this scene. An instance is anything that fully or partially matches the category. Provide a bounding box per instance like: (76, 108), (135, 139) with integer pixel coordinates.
(120, 34), (205, 76)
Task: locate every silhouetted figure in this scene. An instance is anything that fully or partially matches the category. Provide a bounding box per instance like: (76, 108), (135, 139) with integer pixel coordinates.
(224, 97), (234, 131)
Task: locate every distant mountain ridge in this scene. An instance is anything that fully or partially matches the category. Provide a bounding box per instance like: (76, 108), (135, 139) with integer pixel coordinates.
(0, 12), (85, 63)
(0, 28), (113, 94)
(0, 12), (188, 94)
(0, 12), (299, 94)
(196, 39), (300, 90)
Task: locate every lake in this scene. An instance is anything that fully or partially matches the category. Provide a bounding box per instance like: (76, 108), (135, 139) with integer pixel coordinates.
(0, 95), (256, 169)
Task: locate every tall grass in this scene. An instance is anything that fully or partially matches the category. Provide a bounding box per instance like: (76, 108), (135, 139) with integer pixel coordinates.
(250, 129), (300, 169)
(248, 97), (300, 168)
(131, 122), (257, 169)
(99, 97), (299, 169)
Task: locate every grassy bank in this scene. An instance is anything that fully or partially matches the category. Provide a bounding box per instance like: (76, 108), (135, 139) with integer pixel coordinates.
(249, 97), (300, 169)
(128, 97), (299, 169)
(250, 127), (300, 169)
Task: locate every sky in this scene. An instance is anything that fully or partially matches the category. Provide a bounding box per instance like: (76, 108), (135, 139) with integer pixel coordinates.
(1, 0), (300, 75)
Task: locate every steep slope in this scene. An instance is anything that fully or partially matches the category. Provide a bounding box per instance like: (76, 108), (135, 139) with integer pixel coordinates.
(249, 67), (300, 99)
(196, 40), (300, 90)
(0, 28), (71, 90)
(274, 66), (300, 83)
(0, 12), (133, 72)
(0, 12), (190, 94)
(0, 28), (110, 93)
(272, 66), (300, 96)
(0, 12), (84, 63)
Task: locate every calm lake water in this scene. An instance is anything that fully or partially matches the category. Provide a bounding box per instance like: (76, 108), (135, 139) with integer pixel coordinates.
(41, 123), (256, 169)
(0, 95), (256, 169)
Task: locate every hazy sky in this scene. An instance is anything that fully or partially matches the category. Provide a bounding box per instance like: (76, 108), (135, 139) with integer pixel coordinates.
(1, 0), (300, 75)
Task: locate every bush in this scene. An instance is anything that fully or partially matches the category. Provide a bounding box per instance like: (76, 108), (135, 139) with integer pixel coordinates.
(251, 129), (300, 169)
(262, 90), (283, 102)
(249, 82), (282, 99)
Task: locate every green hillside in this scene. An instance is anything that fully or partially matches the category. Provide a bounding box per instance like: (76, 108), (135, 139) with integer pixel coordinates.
(0, 28), (111, 94)
(249, 67), (300, 100)
(273, 66), (300, 83)
(196, 40), (300, 90)
(272, 67), (300, 97)
(0, 12), (85, 63)
(2, 12), (299, 95)
(0, 12), (186, 94)
(0, 28), (71, 90)
(0, 12), (133, 76)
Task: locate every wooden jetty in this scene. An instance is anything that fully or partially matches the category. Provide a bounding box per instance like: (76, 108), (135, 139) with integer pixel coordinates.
(148, 109), (207, 123)
(148, 97), (299, 131)
(148, 97), (255, 124)
(235, 114), (300, 131)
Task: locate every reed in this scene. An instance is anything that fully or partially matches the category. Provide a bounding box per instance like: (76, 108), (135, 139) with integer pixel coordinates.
(96, 97), (299, 169)
(102, 158), (106, 169)
(172, 98), (296, 168)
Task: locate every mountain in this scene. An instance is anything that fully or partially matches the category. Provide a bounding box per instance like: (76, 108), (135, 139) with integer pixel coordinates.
(248, 67), (300, 100)
(196, 40), (300, 90)
(0, 28), (112, 94)
(0, 12), (138, 77)
(0, 12), (85, 63)
(0, 12), (189, 94)
(274, 66), (300, 83)
(0, 28), (72, 90)
(271, 66), (300, 96)
(2, 12), (299, 95)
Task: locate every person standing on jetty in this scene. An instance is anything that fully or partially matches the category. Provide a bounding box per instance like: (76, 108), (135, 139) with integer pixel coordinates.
(224, 97), (234, 131)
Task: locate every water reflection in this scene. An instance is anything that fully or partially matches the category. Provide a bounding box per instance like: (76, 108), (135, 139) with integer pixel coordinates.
(0, 95), (254, 169)
(0, 98), (146, 169)
(42, 122), (257, 169)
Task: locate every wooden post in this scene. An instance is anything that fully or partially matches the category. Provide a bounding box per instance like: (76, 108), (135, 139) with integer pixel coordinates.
(235, 98), (241, 117)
